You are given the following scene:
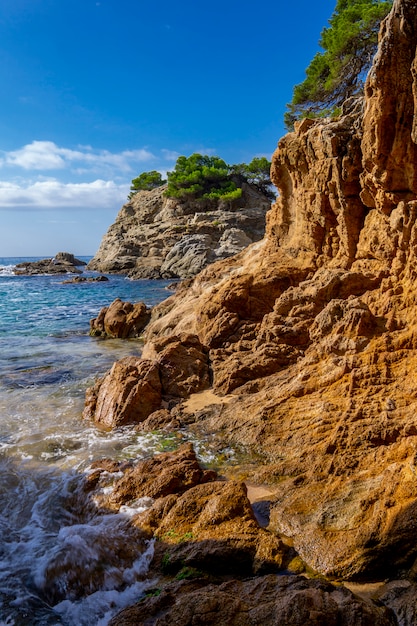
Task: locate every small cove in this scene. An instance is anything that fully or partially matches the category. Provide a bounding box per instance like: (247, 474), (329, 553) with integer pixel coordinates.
(0, 258), (179, 625)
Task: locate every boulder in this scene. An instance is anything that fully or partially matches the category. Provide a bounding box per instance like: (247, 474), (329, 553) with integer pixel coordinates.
(83, 357), (162, 428)
(89, 298), (151, 338)
(83, 334), (211, 427)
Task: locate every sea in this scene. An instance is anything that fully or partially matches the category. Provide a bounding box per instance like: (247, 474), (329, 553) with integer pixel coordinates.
(0, 257), (193, 625)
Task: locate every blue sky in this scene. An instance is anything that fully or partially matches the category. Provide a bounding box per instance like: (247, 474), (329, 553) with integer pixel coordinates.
(0, 0), (336, 256)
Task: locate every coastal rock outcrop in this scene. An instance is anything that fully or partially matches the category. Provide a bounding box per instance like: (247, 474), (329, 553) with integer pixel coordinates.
(83, 334), (210, 427)
(14, 252), (86, 275)
(87, 183), (271, 279)
(120, 0), (417, 583)
(86, 0), (417, 621)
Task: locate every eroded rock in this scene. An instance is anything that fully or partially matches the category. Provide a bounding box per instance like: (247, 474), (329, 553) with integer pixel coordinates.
(83, 357), (162, 428)
(109, 575), (396, 626)
(87, 184), (271, 279)
(89, 298), (151, 338)
(83, 0), (417, 589)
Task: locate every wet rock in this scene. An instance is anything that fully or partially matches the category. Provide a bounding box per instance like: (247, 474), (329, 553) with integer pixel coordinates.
(89, 298), (151, 338)
(37, 514), (151, 604)
(62, 275), (109, 284)
(109, 575), (396, 626)
(83, 357), (162, 428)
(88, 444), (290, 579)
(102, 443), (216, 508)
(136, 408), (181, 432)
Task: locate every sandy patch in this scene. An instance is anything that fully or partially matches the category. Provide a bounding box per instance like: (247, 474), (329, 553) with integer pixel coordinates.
(343, 581), (386, 600)
(246, 484), (277, 503)
(182, 389), (232, 413)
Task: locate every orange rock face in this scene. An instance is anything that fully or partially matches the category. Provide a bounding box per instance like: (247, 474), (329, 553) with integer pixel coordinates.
(85, 0), (417, 588)
(89, 298), (151, 338)
(83, 358), (162, 428)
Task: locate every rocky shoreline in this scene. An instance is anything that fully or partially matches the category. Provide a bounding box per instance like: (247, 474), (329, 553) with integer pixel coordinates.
(78, 0), (417, 622)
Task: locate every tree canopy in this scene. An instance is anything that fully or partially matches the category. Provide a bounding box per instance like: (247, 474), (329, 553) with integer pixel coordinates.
(129, 154), (274, 204)
(165, 154), (242, 202)
(285, 0), (393, 130)
(129, 170), (166, 197)
(231, 157), (275, 200)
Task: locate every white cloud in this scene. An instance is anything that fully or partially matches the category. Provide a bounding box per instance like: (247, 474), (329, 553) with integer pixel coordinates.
(0, 179), (129, 210)
(2, 141), (155, 173)
(6, 141), (66, 170)
(161, 149), (181, 162)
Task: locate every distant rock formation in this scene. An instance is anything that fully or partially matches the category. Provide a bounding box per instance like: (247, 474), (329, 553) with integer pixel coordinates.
(14, 252), (86, 275)
(87, 183), (271, 279)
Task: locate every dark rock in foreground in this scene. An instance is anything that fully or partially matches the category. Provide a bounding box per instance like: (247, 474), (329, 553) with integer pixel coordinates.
(109, 576), (396, 626)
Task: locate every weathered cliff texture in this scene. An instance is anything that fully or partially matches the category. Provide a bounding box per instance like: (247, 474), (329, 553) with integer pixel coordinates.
(86, 0), (417, 608)
(87, 183), (271, 279)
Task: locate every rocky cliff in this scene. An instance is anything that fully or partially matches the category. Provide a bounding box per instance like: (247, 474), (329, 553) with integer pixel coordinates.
(87, 183), (271, 279)
(85, 0), (417, 621)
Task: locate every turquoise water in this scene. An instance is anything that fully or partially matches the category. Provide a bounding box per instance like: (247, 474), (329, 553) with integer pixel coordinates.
(0, 258), (175, 625)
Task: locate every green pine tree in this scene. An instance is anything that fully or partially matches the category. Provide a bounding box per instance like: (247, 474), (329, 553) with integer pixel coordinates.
(285, 0), (393, 130)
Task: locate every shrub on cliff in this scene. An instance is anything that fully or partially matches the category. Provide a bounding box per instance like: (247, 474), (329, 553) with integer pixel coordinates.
(129, 170), (166, 198)
(129, 154), (274, 204)
(164, 153), (274, 204)
(285, 0), (393, 129)
(231, 157), (275, 200)
(165, 154), (242, 203)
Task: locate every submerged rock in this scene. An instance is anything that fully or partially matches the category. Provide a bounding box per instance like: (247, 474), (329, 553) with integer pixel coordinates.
(62, 275), (108, 284)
